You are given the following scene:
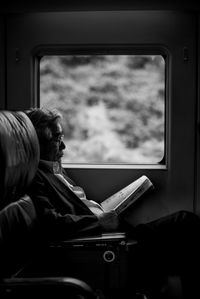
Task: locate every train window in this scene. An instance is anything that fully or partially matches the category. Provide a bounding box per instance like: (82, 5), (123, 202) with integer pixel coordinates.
(40, 54), (165, 165)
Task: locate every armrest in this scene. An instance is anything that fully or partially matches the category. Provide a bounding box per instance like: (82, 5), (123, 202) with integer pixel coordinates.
(60, 232), (127, 244)
(50, 232), (137, 248)
(0, 277), (97, 299)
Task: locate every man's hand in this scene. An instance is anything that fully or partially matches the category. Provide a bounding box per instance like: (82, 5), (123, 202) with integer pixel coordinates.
(98, 210), (120, 232)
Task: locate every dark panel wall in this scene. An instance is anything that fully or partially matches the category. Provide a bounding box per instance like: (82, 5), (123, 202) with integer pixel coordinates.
(0, 17), (5, 109)
(0, 0), (200, 13)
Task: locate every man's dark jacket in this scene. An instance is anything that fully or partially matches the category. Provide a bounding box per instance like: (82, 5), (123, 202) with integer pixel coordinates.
(28, 161), (103, 240)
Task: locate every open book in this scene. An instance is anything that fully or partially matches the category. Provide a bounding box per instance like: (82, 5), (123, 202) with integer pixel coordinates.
(98, 175), (154, 215)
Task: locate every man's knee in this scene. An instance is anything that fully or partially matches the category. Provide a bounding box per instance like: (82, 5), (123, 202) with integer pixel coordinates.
(175, 210), (200, 245)
(177, 210), (199, 225)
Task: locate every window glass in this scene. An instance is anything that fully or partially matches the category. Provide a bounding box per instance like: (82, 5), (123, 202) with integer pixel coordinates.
(40, 55), (165, 164)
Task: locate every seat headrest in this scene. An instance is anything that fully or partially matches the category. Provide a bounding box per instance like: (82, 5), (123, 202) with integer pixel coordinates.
(0, 111), (39, 208)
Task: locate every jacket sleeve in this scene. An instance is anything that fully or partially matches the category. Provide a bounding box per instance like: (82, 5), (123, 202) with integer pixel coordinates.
(44, 207), (103, 239)
(28, 177), (104, 240)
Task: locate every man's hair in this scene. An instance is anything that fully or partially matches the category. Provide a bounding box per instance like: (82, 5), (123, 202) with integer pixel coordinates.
(25, 108), (62, 142)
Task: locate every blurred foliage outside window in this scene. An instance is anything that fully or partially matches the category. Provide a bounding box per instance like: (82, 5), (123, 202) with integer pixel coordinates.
(40, 55), (165, 164)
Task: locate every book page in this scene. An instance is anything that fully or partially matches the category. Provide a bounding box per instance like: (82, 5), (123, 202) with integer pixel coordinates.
(101, 175), (151, 212)
(114, 178), (153, 214)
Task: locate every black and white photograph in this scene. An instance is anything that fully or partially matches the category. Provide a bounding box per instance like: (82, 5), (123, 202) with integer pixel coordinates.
(0, 1), (200, 298)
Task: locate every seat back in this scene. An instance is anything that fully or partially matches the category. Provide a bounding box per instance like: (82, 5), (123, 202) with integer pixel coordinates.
(0, 110), (40, 276)
(0, 110), (39, 208)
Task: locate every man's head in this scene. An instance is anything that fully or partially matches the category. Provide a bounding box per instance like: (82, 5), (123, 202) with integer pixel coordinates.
(26, 108), (66, 162)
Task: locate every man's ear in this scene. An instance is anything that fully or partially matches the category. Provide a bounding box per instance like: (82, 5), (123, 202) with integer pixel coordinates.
(43, 127), (53, 141)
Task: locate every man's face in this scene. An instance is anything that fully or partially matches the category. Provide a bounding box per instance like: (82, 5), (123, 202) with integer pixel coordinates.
(40, 121), (66, 162)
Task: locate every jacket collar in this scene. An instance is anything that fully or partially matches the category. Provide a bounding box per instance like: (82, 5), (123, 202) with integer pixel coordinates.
(39, 160), (62, 174)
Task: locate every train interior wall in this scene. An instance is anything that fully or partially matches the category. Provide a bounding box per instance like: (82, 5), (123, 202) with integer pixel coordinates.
(0, 3), (200, 226)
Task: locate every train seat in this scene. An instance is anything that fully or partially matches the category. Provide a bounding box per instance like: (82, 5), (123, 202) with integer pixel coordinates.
(0, 110), (97, 299)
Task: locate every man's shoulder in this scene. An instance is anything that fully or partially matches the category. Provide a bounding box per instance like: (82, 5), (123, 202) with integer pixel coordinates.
(28, 166), (51, 196)
(34, 165), (52, 182)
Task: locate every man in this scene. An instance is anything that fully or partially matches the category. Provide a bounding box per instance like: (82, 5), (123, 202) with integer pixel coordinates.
(26, 108), (200, 299)
(26, 108), (121, 240)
